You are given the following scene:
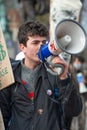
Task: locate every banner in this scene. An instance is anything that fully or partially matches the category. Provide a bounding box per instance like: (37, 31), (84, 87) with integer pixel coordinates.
(0, 25), (14, 90)
(50, 0), (82, 41)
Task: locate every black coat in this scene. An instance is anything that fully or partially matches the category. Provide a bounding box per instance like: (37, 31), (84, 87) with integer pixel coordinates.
(0, 61), (82, 130)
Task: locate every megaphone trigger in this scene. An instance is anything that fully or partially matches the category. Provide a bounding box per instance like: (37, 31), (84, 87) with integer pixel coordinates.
(59, 52), (71, 65)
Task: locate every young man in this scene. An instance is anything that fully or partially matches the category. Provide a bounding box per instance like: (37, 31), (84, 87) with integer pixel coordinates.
(0, 21), (82, 130)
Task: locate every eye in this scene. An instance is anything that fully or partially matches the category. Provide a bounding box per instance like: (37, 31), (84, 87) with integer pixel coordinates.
(32, 41), (39, 45)
(31, 40), (47, 45)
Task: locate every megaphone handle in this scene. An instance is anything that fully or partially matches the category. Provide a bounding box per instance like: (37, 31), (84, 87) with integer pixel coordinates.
(52, 63), (65, 75)
(44, 61), (65, 76)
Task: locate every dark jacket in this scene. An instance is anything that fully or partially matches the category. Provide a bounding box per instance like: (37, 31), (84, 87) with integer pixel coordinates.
(0, 61), (82, 130)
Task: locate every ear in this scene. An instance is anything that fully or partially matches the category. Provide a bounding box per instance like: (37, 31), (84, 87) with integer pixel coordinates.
(20, 44), (26, 53)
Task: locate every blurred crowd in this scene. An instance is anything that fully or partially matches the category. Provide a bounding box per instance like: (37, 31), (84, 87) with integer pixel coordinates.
(70, 55), (87, 130)
(18, 0), (50, 21)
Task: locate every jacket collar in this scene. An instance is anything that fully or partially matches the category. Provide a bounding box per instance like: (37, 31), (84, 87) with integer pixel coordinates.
(12, 61), (45, 83)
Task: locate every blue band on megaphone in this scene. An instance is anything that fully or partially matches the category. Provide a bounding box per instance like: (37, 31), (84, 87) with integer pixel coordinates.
(38, 43), (53, 62)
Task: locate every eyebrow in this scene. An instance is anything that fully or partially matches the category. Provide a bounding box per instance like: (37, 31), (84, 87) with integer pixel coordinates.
(31, 40), (46, 43)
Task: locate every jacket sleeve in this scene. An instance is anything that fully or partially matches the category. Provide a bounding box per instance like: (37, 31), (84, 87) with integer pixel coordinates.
(57, 76), (82, 129)
(58, 76), (82, 117)
(0, 86), (12, 129)
(47, 69), (82, 116)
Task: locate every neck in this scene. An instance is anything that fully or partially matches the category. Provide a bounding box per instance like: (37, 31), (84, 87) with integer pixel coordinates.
(24, 59), (41, 70)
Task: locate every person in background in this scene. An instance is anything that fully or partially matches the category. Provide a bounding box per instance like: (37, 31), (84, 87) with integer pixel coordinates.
(71, 55), (87, 130)
(0, 20), (82, 130)
(72, 55), (87, 93)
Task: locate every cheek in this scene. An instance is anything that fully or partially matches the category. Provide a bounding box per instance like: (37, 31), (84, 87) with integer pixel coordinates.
(27, 47), (37, 56)
(31, 50), (36, 56)
(25, 44), (40, 57)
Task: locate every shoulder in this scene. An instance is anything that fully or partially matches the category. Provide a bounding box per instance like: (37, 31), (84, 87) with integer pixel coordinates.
(10, 59), (21, 74)
(15, 52), (25, 60)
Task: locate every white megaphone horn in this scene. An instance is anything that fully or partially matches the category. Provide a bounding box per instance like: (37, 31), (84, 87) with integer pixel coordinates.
(55, 19), (86, 54)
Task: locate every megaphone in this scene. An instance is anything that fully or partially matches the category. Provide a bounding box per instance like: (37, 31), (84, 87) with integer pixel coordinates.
(55, 19), (86, 54)
(38, 19), (86, 75)
(38, 19), (86, 61)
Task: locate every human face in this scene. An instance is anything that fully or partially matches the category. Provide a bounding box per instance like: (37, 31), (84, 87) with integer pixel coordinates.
(20, 35), (46, 68)
(73, 58), (82, 70)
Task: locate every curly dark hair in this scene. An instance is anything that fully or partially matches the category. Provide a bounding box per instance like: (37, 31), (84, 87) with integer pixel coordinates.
(18, 20), (49, 46)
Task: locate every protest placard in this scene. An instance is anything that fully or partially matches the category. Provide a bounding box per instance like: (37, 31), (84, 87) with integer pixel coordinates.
(0, 25), (14, 90)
